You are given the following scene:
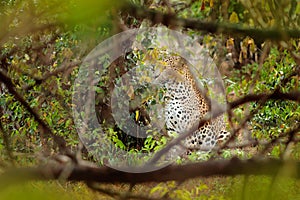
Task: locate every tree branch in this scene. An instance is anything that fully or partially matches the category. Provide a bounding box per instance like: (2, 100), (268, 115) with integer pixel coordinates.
(0, 158), (299, 188)
(123, 4), (300, 42)
(229, 90), (300, 109)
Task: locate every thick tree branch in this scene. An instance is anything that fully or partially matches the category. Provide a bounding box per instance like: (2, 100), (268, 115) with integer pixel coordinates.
(0, 158), (299, 188)
(123, 4), (300, 42)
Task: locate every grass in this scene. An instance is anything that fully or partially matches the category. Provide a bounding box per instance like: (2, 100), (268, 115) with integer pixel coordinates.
(1, 174), (300, 200)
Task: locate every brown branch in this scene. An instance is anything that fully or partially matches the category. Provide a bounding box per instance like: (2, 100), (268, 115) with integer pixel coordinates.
(229, 90), (300, 109)
(22, 60), (80, 91)
(220, 91), (271, 151)
(258, 123), (300, 156)
(123, 4), (300, 42)
(36, 61), (80, 83)
(0, 158), (299, 188)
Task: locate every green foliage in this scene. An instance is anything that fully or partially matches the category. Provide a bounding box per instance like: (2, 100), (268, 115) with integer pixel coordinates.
(179, 1), (211, 19)
(225, 45), (299, 157)
(0, 0), (300, 199)
(0, 0), (121, 158)
(108, 127), (126, 150)
(0, 31), (81, 153)
(149, 181), (221, 200)
(0, 182), (100, 200)
(228, 175), (300, 200)
(148, 174), (300, 200)
(142, 134), (168, 152)
(250, 49), (299, 142)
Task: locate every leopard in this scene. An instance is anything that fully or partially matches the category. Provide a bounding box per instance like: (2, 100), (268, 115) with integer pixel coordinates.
(152, 54), (231, 152)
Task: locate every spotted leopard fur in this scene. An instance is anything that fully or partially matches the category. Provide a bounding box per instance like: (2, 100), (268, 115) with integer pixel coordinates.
(154, 55), (230, 151)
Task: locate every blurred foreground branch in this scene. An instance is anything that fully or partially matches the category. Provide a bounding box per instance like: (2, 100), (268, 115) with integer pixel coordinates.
(123, 3), (300, 42)
(0, 158), (299, 188)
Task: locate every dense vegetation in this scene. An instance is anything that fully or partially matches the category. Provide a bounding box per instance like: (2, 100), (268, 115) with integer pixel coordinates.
(0, 0), (299, 199)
